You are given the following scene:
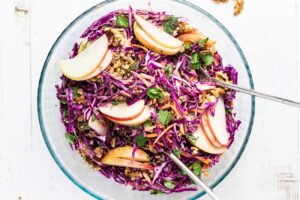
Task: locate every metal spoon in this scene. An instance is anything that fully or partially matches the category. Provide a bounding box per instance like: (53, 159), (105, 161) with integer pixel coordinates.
(198, 66), (300, 108)
(169, 153), (220, 200)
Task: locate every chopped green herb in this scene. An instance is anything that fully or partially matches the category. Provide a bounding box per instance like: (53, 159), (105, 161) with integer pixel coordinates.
(183, 43), (191, 50)
(150, 189), (165, 195)
(136, 133), (148, 147)
(81, 123), (90, 131)
(186, 134), (198, 144)
(78, 39), (89, 53)
(130, 62), (140, 71)
(116, 15), (129, 28)
(91, 115), (96, 122)
(144, 119), (153, 127)
(65, 133), (76, 144)
(199, 37), (209, 44)
(63, 107), (69, 116)
(70, 86), (81, 98)
(173, 149), (181, 157)
(189, 178), (196, 185)
(190, 53), (201, 70)
(147, 87), (163, 99)
(164, 180), (176, 189)
(112, 99), (121, 105)
(192, 162), (202, 176)
(164, 64), (173, 79)
(162, 15), (179, 34)
(200, 54), (214, 66)
(157, 110), (172, 125)
(60, 99), (67, 104)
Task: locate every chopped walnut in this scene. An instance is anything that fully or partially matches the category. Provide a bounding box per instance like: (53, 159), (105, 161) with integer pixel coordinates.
(178, 22), (197, 34)
(105, 27), (129, 47)
(234, 0), (244, 16)
(94, 147), (103, 158)
(108, 51), (135, 79)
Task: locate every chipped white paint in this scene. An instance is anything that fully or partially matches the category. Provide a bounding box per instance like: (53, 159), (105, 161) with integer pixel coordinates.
(0, 0), (299, 199)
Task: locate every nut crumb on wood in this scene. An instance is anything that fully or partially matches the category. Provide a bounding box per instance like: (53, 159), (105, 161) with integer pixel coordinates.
(213, 0), (244, 16)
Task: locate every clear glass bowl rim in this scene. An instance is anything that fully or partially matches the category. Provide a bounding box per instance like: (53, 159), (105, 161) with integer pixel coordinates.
(37, 0), (256, 199)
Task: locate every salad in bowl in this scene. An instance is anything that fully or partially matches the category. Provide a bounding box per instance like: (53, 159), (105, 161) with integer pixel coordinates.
(55, 7), (241, 194)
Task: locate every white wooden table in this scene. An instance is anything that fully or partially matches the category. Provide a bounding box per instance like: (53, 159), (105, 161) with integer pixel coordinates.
(0, 0), (299, 199)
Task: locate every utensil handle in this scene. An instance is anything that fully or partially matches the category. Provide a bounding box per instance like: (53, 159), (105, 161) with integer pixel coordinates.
(213, 79), (300, 108)
(169, 153), (221, 200)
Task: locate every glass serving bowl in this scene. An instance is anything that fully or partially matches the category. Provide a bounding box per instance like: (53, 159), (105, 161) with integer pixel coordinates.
(37, 0), (255, 199)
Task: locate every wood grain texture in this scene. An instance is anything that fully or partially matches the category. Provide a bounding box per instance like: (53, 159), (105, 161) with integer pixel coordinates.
(0, 0), (299, 199)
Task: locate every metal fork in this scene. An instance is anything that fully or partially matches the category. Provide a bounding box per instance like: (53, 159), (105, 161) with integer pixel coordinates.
(198, 67), (300, 108)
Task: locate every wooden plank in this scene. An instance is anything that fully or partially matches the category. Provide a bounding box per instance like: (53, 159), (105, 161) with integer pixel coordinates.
(0, 0), (31, 199)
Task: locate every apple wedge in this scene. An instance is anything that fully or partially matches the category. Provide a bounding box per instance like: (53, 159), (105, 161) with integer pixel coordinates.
(200, 115), (223, 148)
(83, 49), (113, 80)
(88, 116), (108, 135)
(190, 126), (226, 154)
(134, 14), (182, 49)
(134, 23), (181, 55)
(101, 146), (153, 170)
(106, 106), (152, 126)
(99, 100), (145, 121)
(206, 98), (229, 146)
(103, 146), (150, 162)
(101, 157), (154, 170)
(58, 34), (108, 80)
(196, 82), (216, 91)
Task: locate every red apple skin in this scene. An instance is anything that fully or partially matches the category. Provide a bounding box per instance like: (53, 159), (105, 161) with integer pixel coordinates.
(200, 115), (224, 148)
(190, 126), (226, 154)
(99, 100), (145, 121)
(102, 107), (144, 121)
(106, 106), (151, 126)
(101, 157), (154, 170)
(104, 146), (150, 162)
(206, 114), (228, 147)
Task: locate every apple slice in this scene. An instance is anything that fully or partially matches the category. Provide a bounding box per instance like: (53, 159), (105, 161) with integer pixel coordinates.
(106, 106), (152, 126)
(134, 14), (183, 49)
(101, 157), (154, 170)
(190, 126), (226, 154)
(200, 115), (223, 148)
(103, 146), (150, 162)
(88, 116), (108, 135)
(82, 49), (113, 80)
(206, 98), (229, 146)
(58, 34), (108, 80)
(99, 100), (145, 121)
(134, 23), (181, 55)
(196, 82), (216, 91)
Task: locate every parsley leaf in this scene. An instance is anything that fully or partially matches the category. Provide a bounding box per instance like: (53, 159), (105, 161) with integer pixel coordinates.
(81, 123), (90, 131)
(144, 119), (153, 127)
(164, 64), (173, 79)
(112, 99), (121, 105)
(162, 15), (179, 34)
(186, 134), (198, 144)
(157, 110), (172, 125)
(164, 180), (176, 189)
(173, 149), (181, 157)
(150, 189), (165, 195)
(65, 133), (76, 144)
(192, 162), (202, 176)
(183, 43), (191, 50)
(147, 87), (163, 99)
(200, 54), (214, 66)
(199, 37), (209, 44)
(136, 133), (148, 147)
(70, 86), (81, 98)
(78, 39), (89, 53)
(190, 53), (201, 70)
(116, 15), (129, 28)
(130, 62), (140, 71)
